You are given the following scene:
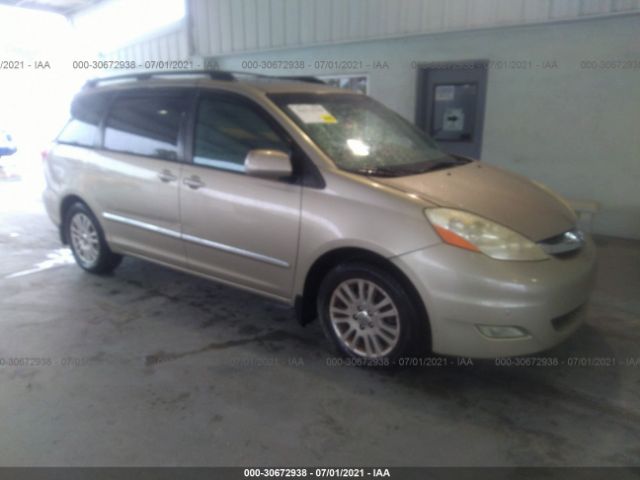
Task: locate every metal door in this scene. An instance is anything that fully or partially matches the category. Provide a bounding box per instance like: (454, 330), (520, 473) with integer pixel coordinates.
(416, 61), (488, 159)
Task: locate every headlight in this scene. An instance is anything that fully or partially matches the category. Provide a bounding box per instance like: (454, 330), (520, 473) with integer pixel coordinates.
(424, 208), (549, 261)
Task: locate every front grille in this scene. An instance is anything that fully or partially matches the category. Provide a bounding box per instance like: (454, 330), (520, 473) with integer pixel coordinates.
(538, 228), (585, 256)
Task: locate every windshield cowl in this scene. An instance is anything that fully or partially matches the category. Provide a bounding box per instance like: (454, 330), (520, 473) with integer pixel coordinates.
(344, 156), (470, 178)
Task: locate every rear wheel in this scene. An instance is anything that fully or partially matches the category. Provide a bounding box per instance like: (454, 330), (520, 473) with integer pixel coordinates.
(65, 202), (122, 274)
(318, 262), (427, 363)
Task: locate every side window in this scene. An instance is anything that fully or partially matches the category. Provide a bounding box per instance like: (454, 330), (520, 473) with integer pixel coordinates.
(57, 93), (109, 147)
(194, 97), (290, 173)
(104, 95), (187, 161)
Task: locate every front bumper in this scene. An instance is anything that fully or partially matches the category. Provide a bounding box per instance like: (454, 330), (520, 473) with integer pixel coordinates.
(392, 237), (597, 358)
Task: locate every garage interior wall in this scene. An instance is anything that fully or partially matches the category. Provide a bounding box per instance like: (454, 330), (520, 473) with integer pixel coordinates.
(70, 0), (640, 240)
(189, 0), (640, 55)
(107, 21), (189, 63)
(75, 20), (189, 63)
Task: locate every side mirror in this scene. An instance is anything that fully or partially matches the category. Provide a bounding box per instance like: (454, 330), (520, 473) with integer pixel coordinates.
(244, 149), (292, 179)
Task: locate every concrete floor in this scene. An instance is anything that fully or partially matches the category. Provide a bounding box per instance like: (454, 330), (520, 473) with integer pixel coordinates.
(1, 177), (639, 467)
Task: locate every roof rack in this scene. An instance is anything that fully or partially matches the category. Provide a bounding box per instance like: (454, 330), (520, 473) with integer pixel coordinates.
(230, 72), (326, 85)
(83, 70), (325, 89)
(270, 75), (326, 84)
(84, 70), (235, 88)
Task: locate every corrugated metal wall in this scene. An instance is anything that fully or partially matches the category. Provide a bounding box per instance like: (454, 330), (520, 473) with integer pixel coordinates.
(100, 21), (190, 63)
(85, 0), (640, 62)
(191, 0), (640, 56)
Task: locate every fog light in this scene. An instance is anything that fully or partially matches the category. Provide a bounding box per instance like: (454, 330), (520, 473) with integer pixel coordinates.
(476, 325), (530, 339)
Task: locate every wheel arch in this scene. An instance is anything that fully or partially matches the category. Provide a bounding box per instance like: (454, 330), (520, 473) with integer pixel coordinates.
(295, 247), (430, 344)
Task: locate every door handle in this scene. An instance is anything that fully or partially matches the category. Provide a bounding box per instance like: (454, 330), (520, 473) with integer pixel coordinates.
(158, 169), (177, 183)
(183, 175), (205, 190)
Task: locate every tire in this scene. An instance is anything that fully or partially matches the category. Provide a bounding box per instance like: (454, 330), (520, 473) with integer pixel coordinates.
(317, 262), (428, 363)
(64, 202), (122, 274)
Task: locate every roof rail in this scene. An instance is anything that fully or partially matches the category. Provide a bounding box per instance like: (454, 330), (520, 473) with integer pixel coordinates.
(272, 75), (326, 84)
(83, 70), (325, 89)
(228, 71), (325, 84)
(84, 70), (236, 88)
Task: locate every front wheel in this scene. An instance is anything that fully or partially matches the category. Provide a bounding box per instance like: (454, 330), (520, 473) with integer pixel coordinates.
(65, 202), (122, 274)
(318, 262), (428, 362)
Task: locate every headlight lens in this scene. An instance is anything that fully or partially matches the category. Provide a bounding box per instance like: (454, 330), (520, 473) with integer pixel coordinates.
(424, 208), (549, 261)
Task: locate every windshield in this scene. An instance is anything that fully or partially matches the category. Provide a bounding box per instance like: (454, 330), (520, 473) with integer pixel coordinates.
(270, 93), (467, 177)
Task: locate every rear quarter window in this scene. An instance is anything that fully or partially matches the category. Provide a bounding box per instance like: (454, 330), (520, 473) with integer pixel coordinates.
(57, 93), (110, 148)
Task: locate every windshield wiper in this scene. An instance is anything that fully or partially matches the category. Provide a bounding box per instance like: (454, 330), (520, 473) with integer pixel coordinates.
(345, 156), (470, 177)
(346, 166), (419, 177)
(412, 156), (469, 174)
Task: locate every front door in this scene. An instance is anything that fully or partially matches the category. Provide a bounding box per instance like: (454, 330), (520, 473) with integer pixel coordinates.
(416, 61), (488, 159)
(179, 93), (302, 299)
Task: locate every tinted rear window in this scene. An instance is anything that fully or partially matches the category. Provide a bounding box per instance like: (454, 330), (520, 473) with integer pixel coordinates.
(57, 94), (110, 147)
(104, 94), (188, 161)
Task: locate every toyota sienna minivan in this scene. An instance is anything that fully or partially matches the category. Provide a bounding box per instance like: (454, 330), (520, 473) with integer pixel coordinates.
(43, 71), (596, 361)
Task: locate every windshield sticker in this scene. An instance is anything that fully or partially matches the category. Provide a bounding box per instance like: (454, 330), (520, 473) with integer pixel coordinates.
(288, 104), (338, 124)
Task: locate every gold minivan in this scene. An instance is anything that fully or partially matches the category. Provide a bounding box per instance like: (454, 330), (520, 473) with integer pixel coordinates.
(43, 71), (596, 361)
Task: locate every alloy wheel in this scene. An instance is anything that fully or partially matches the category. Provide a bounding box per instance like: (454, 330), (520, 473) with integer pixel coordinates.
(328, 278), (401, 358)
(69, 212), (100, 267)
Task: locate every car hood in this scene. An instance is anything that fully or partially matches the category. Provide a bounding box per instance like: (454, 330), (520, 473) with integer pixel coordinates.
(377, 161), (577, 242)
